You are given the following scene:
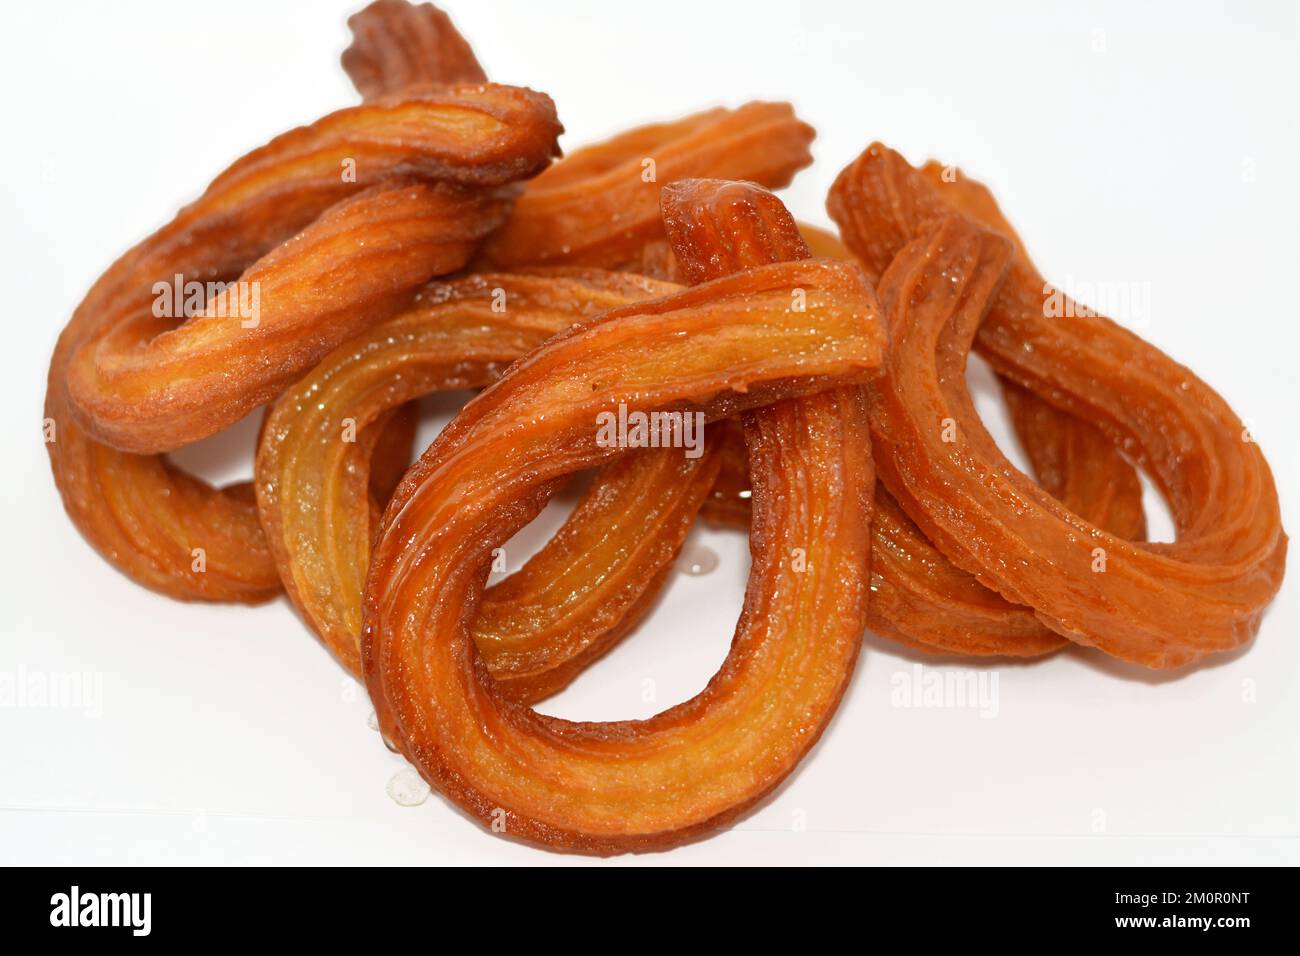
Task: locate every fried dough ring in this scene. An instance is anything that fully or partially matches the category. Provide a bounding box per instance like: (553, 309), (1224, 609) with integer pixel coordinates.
(277, 12), (833, 690)
(765, 217), (1146, 540)
(421, 22), (840, 635)
(830, 145), (1286, 666)
(699, 212), (1145, 658)
(362, 182), (883, 851)
(63, 85), (561, 454)
(45, 83), (560, 600)
(256, 269), (731, 701)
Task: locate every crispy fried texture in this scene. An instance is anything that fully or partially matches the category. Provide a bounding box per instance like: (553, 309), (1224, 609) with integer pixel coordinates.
(68, 182), (511, 454)
(700, 434), (1066, 657)
(64, 86), (561, 453)
(474, 438), (722, 703)
(343, 0), (486, 97)
(477, 103), (815, 269)
(1000, 377), (1146, 541)
(362, 184), (883, 851)
(617, 216), (844, 282)
(673, 196), (1055, 658)
(47, 80), (560, 598)
(781, 214), (1145, 542)
(661, 178), (812, 282)
(257, 269), (731, 701)
(698, 213), (1143, 658)
(830, 145), (1286, 666)
(342, 9), (815, 278)
(42, 0), (1288, 858)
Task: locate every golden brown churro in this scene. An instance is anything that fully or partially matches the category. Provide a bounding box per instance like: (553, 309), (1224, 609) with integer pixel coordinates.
(362, 180), (884, 851)
(44, 0), (1285, 855)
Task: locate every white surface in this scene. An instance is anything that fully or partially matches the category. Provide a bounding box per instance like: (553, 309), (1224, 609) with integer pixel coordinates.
(2, 0), (1297, 866)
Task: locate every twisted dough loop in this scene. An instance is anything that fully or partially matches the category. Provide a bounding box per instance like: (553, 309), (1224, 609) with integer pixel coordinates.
(362, 180), (883, 851)
(829, 144), (1286, 666)
(48, 0), (832, 611)
(257, 269), (733, 702)
(68, 180), (512, 455)
(64, 85), (561, 454)
(42, 1), (1287, 864)
(46, 78), (561, 599)
(699, 197), (1146, 658)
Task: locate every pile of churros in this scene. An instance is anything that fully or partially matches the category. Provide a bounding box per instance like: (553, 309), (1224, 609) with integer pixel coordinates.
(44, 0), (1286, 853)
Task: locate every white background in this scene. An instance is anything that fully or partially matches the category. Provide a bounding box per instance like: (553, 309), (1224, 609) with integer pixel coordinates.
(2, 0), (1297, 865)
